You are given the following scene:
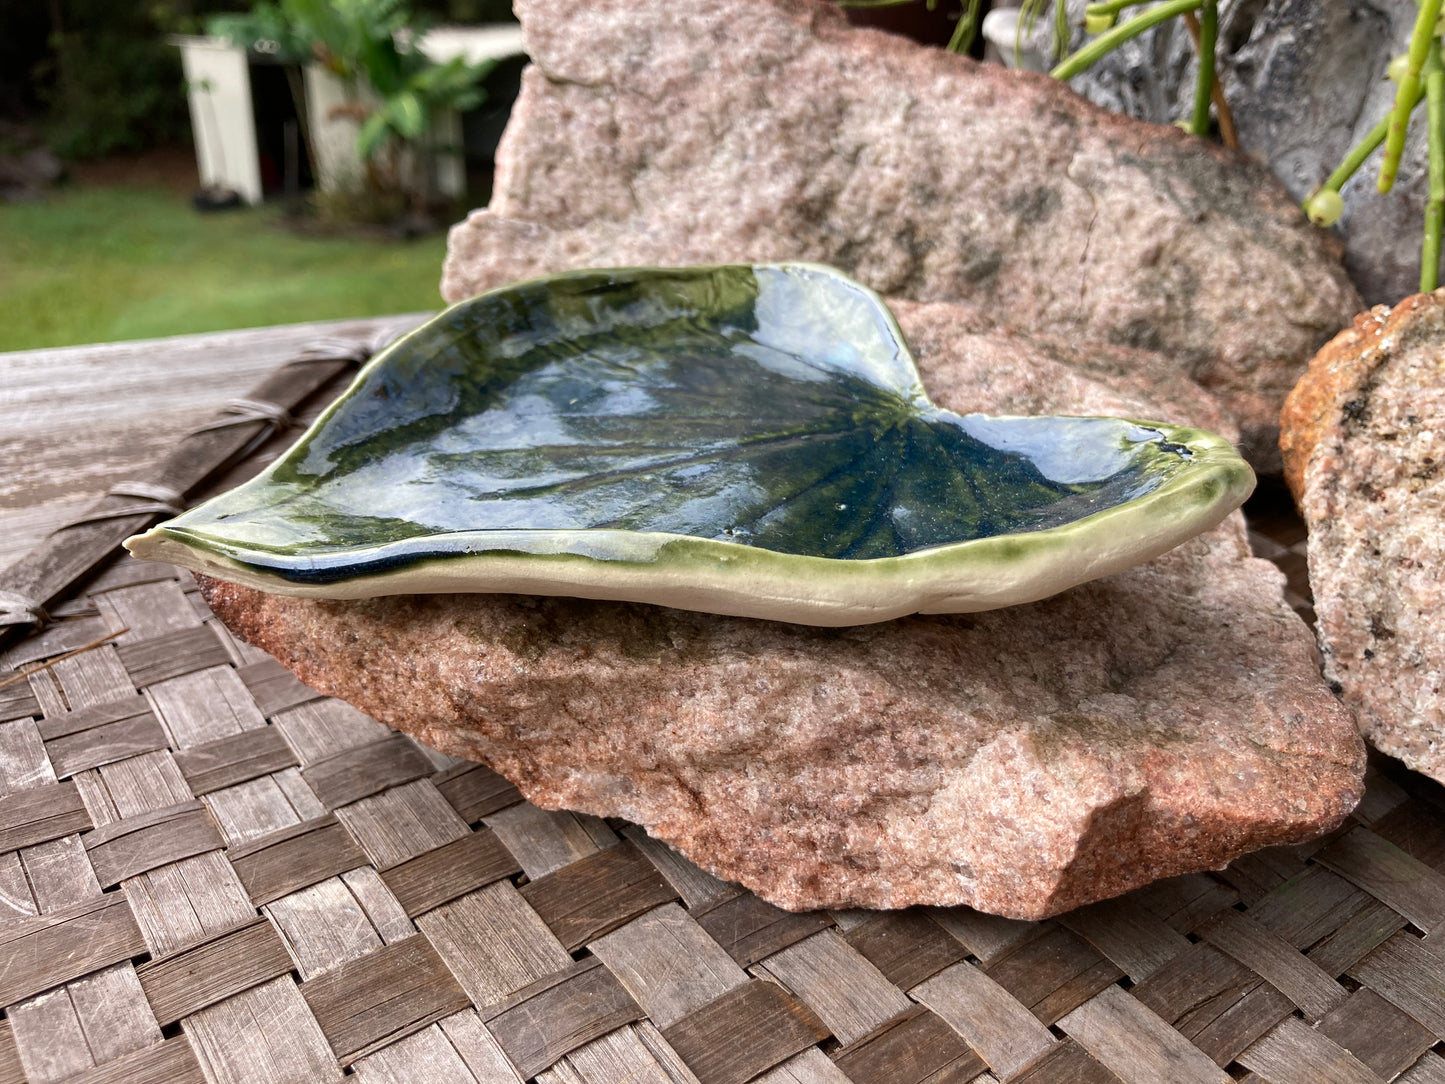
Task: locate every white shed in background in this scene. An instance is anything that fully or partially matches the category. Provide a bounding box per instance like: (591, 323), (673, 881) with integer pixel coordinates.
(174, 26), (527, 206)
(176, 35), (265, 204)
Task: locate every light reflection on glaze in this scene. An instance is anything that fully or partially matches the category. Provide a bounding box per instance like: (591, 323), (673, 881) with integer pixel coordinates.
(160, 264), (1194, 578)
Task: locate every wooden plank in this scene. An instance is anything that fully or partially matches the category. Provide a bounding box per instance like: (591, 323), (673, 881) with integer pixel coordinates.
(145, 665), (267, 749)
(1180, 983), (1293, 1067)
(183, 975), (345, 1084)
(265, 877), (386, 981)
(0, 681), (39, 724)
(228, 814), (369, 906)
(1316, 827), (1445, 935)
(1129, 942), (1255, 1024)
(0, 323), (423, 641)
(55, 1035), (205, 1084)
(0, 891), (147, 1005)
(136, 917), (295, 1025)
(334, 778), (471, 868)
(1246, 865), (1371, 949)
(634, 1019), (708, 1084)
(487, 958), (645, 1079)
(0, 850), (36, 922)
(0, 715), (56, 794)
(620, 826), (736, 910)
(92, 579), (198, 641)
(1011, 1039), (1123, 1084)
(927, 906), (1042, 966)
(757, 929), (912, 1046)
(831, 1005), (985, 1084)
(0, 779), (92, 852)
(660, 979), (828, 1084)
(1136, 875), (1240, 935)
(983, 923), (1123, 1026)
(83, 799), (224, 888)
(912, 960), (1056, 1080)
(203, 776), (307, 847)
(35, 696), (168, 778)
(342, 867), (416, 944)
(379, 829), (520, 918)
(44, 714), (170, 780)
(521, 839), (678, 951)
(1057, 985), (1232, 1084)
(95, 750), (193, 818)
(352, 1024), (479, 1084)
(1059, 898), (1193, 983)
(1309, 899), (1409, 978)
(175, 726), (300, 796)
(1402, 1052), (1445, 1084)
(589, 903), (750, 1028)
(485, 803), (618, 880)
(438, 1010), (527, 1084)
(1319, 988), (1438, 1081)
(47, 648), (135, 711)
(432, 762), (523, 824)
(300, 733), (435, 810)
(124, 851), (257, 957)
(236, 658), (323, 717)
(843, 911), (968, 991)
(693, 892), (831, 967)
(8, 983), (97, 1082)
(1195, 908), (1348, 1021)
(19, 834), (103, 912)
(418, 880), (574, 1010)
(302, 935), (472, 1064)
(66, 961), (164, 1067)
(1235, 1015), (1383, 1084)
(0, 1020), (23, 1084)
(555, 1025), (682, 1084)
(753, 1048), (853, 1084)
(0, 315), (424, 529)
(271, 699), (391, 765)
(114, 627), (231, 688)
(1349, 930), (1445, 1038)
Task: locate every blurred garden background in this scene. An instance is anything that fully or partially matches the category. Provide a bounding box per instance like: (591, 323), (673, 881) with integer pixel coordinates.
(0, 0), (522, 351)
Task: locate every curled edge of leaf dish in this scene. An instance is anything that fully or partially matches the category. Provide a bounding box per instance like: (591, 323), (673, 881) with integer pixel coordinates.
(124, 264), (1255, 626)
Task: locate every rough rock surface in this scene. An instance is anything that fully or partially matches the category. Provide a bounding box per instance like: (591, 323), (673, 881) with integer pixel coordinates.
(441, 0), (1361, 469)
(1282, 291), (1445, 783)
(200, 299), (1362, 920)
(1069, 0), (1424, 307)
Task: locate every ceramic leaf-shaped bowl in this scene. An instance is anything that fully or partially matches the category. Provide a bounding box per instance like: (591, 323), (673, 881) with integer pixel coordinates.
(126, 263), (1254, 625)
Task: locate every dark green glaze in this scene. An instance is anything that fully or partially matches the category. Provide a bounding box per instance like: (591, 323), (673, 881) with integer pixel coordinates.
(140, 264), (1214, 586)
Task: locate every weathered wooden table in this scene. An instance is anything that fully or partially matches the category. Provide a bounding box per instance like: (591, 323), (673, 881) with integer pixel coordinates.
(1, 322), (1444, 1084)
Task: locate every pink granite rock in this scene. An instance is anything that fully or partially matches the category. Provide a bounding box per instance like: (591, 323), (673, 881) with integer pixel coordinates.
(442, 0), (1361, 469)
(199, 299), (1362, 920)
(1282, 292), (1445, 784)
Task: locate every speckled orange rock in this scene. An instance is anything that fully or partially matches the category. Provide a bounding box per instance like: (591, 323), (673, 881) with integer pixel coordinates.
(196, 299), (1361, 920)
(442, 0), (1361, 468)
(1281, 291), (1445, 782)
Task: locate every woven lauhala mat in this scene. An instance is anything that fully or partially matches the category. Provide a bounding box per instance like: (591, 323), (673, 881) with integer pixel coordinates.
(2, 513), (1445, 1084)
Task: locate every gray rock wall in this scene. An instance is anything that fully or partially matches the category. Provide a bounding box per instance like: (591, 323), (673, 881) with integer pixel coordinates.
(1069, 0), (1424, 305)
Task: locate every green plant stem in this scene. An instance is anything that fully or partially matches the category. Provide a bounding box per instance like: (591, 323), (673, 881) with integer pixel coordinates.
(1381, 0), (1443, 192)
(1052, 0), (1202, 80)
(1423, 45), (1444, 291)
(1188, 0), (1217, 136)
(1084, 0), (1158, 17)
(1319, 85), (1426, 197)
(945, 0), (985, 54)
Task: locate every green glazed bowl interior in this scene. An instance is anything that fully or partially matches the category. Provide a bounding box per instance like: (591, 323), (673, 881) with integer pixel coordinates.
(125, 263), (1254, 625)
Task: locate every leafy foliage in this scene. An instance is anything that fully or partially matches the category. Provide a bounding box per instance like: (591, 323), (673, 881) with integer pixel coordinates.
(209, 0), (494, 179)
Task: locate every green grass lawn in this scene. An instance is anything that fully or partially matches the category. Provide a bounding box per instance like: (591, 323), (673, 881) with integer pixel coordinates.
(0, 185), (449, 351)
